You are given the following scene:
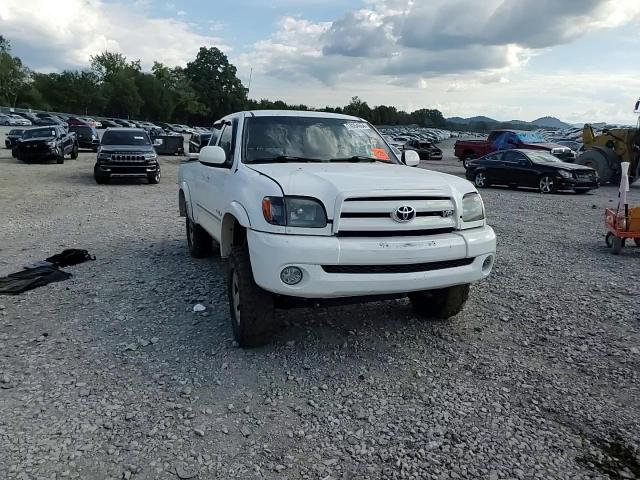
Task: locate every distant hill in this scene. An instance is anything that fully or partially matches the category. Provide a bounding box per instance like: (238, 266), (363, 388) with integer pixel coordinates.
(530, 116), (572, 129)
(447, 115), (572, 130)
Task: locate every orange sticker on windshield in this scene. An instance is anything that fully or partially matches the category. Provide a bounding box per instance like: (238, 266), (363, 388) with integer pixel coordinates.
(371, 148), (390, 161)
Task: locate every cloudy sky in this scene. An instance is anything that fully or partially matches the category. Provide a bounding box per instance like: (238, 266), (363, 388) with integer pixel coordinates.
(1, 0), (639, 124)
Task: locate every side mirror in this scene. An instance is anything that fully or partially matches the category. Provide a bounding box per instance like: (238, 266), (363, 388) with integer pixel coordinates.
(519, 160), (528, 166)
(200, 145), (226, 166)
(403, 149), (420, 167)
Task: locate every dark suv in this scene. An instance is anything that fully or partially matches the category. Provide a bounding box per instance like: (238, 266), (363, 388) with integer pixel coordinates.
(15, 126), (78, 164)
(69, 125), (100, 151)
(94, 128), (161, 184)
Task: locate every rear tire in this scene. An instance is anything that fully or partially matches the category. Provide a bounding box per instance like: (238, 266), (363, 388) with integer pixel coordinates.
(539, 175), (556, 194)
(463, 154), (476, 169)
(611, 236), (624, 255)
(70, 145), (78, 159)
(186, 216), (213, 258)
(474, 171), (488, 188)
(409, 284), (470, 319)
(228, 244), (275, 348)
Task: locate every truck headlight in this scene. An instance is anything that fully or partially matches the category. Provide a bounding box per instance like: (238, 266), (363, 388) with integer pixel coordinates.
(558, 170), (573, 179)
(462, 192), (485, 222)
(262, 197), (327, 228)
(47, 141), (56, 148)
(97, 153), (111, 161)
(144, 153), (158, 161)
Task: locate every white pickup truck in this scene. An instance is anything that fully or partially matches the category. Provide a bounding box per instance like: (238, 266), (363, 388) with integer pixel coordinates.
(178, 110), (496, 347)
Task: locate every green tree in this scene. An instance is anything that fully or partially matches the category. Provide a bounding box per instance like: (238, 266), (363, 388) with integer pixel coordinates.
(135, 72), (175, 121)
(90, 52), (139, 81)
(0, 36), (30, 106)
(103, 70), (142, 118)
(184, 47), (247, 121)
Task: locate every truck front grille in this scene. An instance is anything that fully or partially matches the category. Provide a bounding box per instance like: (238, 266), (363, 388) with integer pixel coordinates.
(322, 257), (474, 274)
(109, 154), (146, 163)
(335, 194), (456, 236)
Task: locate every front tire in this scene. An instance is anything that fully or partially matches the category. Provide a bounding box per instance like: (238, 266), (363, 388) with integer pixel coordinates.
(186, 216), (213, 258)
(539, 175), (556, 194)
(228, 244), (275, 348)
(148, 169), (161, 184)
(70, 144), (78, 159)
(409, 284), (470, 319)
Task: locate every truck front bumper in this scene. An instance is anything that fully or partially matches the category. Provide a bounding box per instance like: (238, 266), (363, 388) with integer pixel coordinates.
(247, 226), (496, 299)
(95, 162), (159, 177)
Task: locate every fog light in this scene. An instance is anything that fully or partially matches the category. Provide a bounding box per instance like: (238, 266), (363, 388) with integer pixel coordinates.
(482, 255), (494, 274)
(281, 266), (303, 285)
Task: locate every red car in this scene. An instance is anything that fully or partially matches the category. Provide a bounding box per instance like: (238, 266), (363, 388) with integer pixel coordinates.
(455, 130), (575, 168)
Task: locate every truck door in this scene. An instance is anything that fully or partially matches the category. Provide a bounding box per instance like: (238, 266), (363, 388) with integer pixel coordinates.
(195, 121), (235, 240)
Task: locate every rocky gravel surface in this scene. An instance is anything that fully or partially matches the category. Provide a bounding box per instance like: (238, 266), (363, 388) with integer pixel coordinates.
(0, 137), (639, 480)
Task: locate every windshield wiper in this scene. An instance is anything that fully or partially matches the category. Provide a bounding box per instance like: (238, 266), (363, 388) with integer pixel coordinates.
(330, 156), (389, 163)
(249, 155), (325, 164)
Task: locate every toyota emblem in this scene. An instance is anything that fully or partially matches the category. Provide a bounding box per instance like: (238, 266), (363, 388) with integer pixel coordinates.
(392, 205), (416, 223)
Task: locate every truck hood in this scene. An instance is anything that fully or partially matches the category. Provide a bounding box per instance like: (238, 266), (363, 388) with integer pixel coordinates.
(248, 162), (475, 206)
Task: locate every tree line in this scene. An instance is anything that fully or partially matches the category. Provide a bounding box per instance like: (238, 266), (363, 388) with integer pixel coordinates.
(0, 35), (528, 131)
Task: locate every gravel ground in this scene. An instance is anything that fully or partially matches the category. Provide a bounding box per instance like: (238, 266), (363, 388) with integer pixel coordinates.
(0, 129), (639, 480)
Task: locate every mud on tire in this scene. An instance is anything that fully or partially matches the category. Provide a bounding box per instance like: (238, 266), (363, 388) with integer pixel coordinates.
(228, 244), (275, 347)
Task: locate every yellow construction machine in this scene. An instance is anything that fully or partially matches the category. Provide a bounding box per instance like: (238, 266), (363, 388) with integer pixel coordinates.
(576, 124), (640, 184)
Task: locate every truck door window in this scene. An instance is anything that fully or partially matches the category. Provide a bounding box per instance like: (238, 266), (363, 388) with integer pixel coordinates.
(218, 124), (234, 168)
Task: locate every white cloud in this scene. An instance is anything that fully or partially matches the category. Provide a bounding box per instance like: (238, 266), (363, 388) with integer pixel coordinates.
(176, 9), (186, 16)
(237, 0), (640, 123)
(0, 0), (228, 71)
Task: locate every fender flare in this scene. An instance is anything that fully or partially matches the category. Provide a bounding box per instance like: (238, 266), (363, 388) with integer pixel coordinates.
(179, 182), (193, 218)
(226, 201), (251, 228)
(220, 202), (251, 257)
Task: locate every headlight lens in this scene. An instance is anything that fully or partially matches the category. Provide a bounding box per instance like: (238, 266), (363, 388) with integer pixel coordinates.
(144, 153), (158, 161)
(558, 170), (573, 179)
(262, 197), (327, 228)
(462, 192), (485, 222)
(47, 140), (56, 148)
(97, 153), (111, 161)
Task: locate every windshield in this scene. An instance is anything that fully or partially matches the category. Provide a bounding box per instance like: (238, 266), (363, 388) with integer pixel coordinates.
(9, 129), (24, 135)
(528, 151), (563, 164)
(516, 132), (547, 143)
(243, 116), (397, 164)
(101, 130), (150, 146)
(23, 128), (56, 139)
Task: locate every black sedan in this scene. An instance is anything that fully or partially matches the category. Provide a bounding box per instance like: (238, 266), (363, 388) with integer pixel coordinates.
(403, 139), (443, 160)
(465, 149), (599, 194)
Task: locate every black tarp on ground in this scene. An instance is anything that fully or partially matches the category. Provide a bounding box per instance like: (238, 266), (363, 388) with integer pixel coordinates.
(0, 266), (72, 295)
